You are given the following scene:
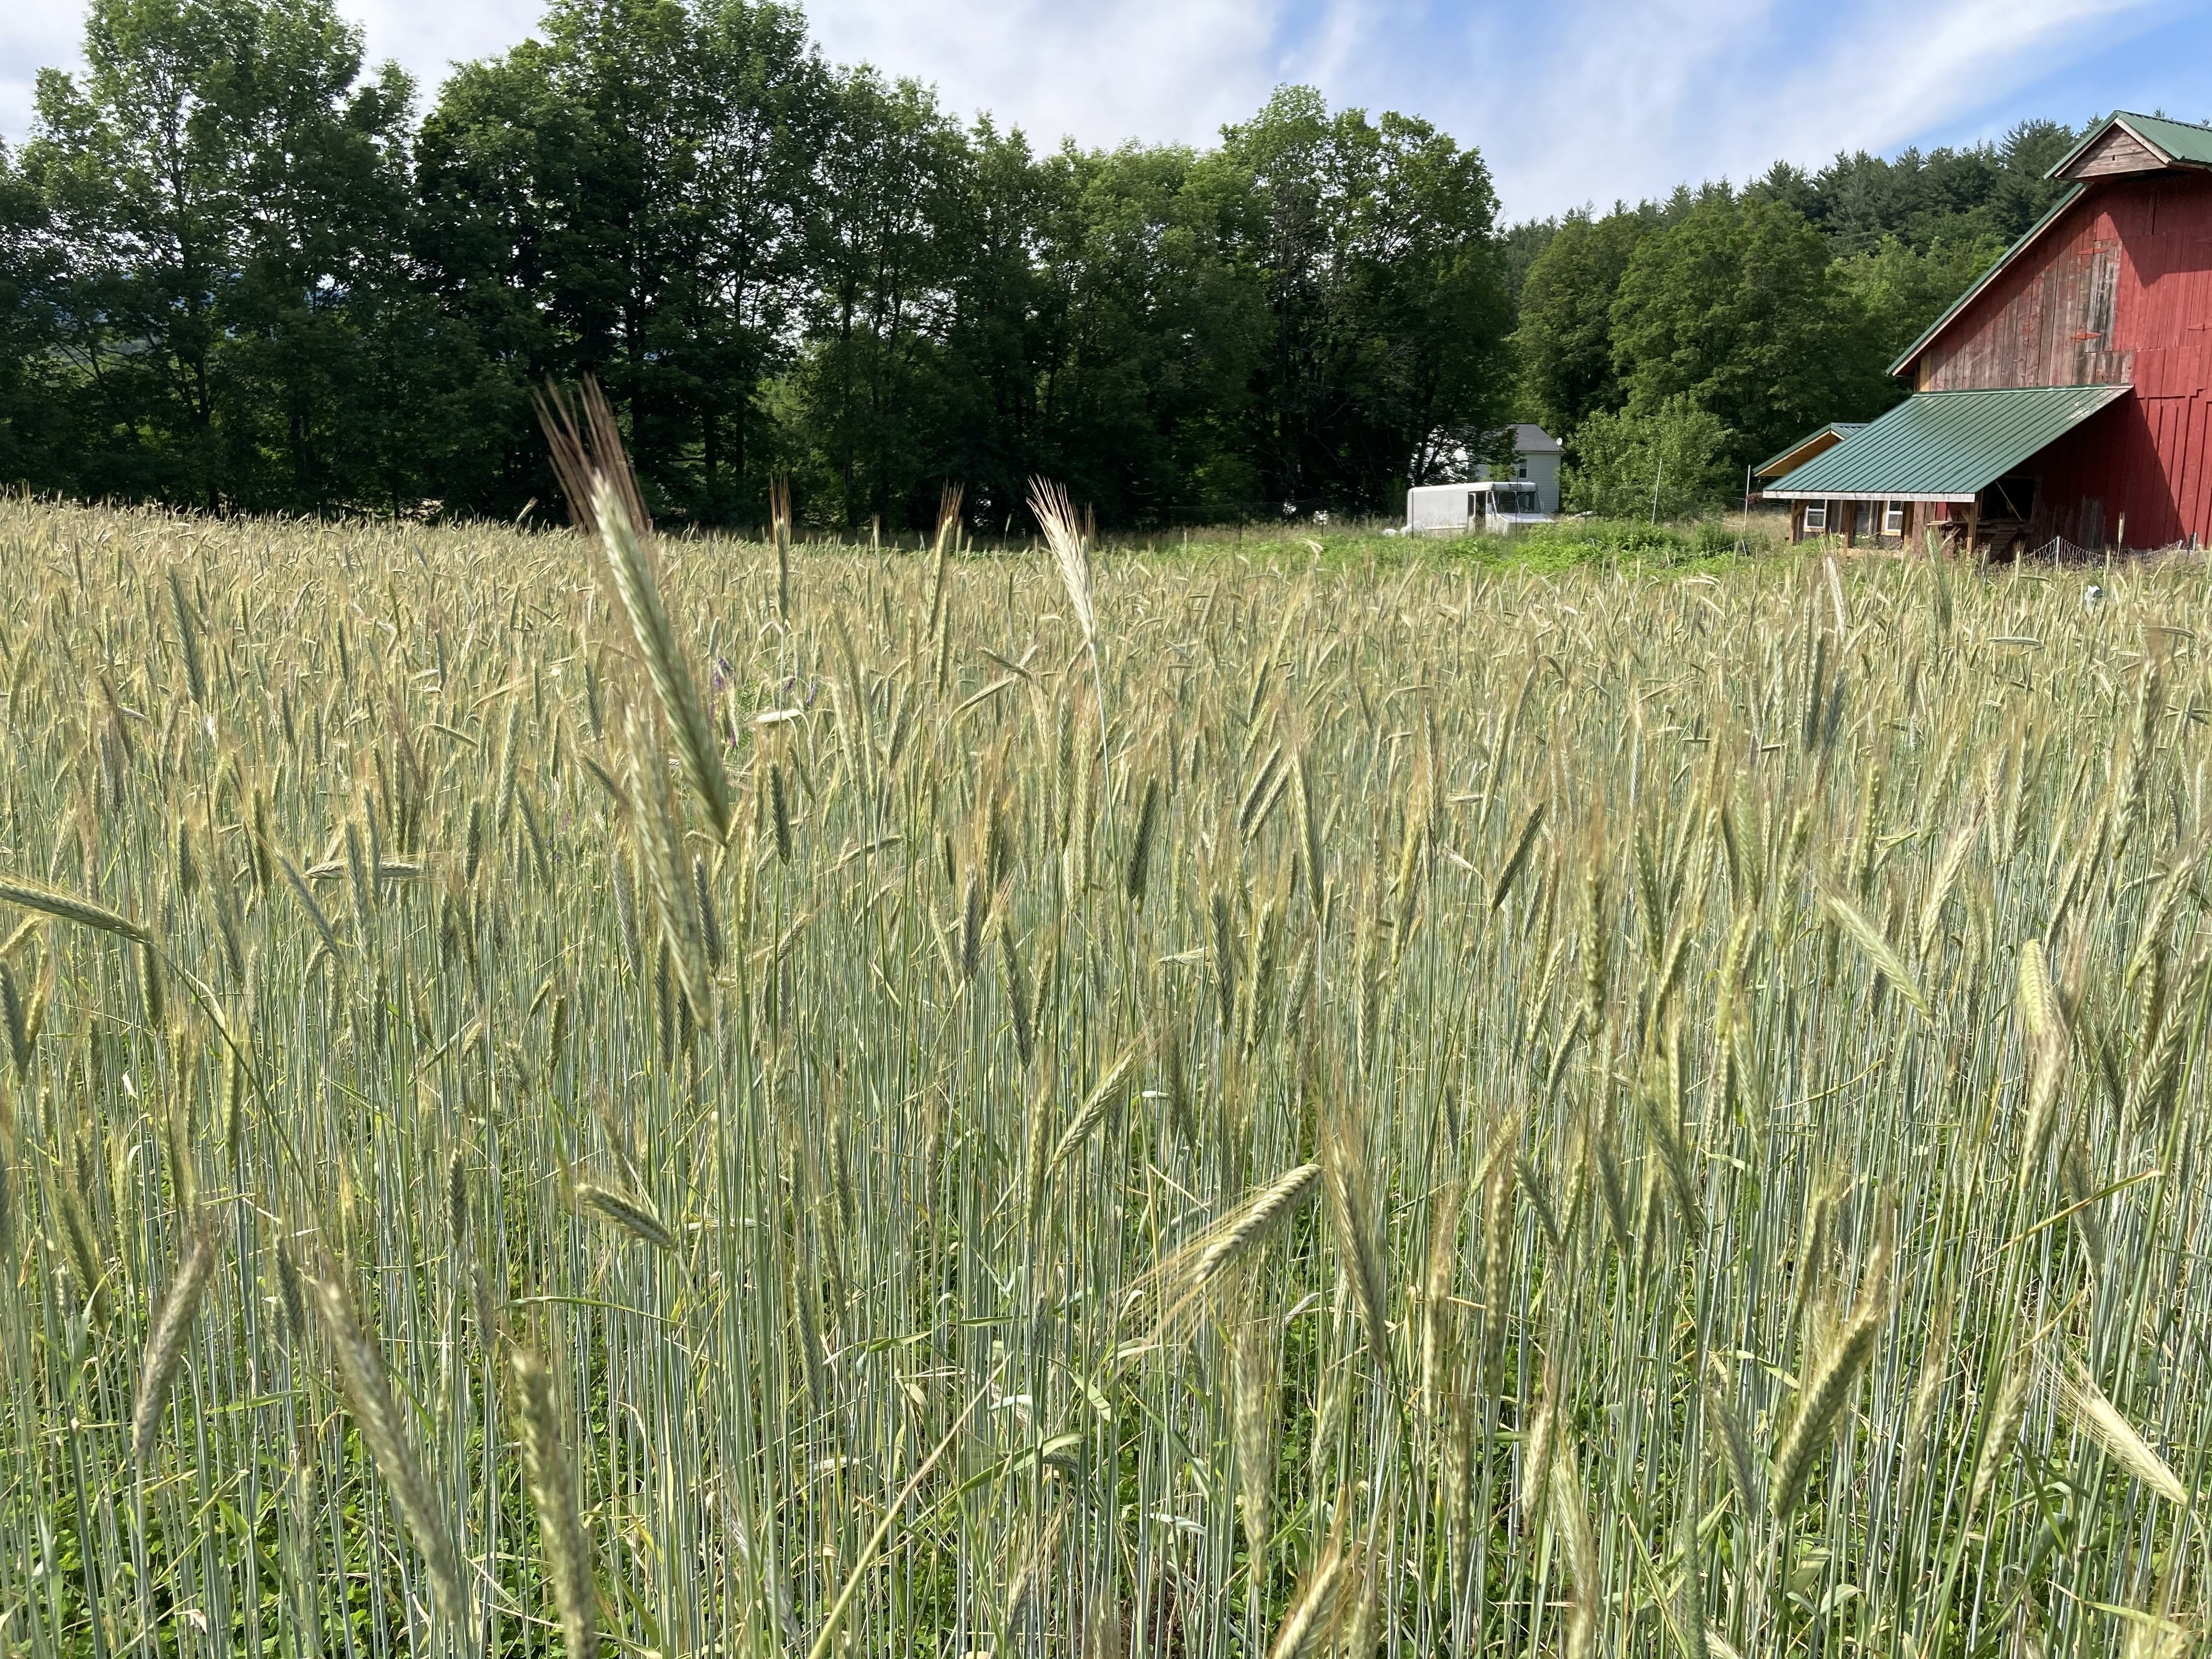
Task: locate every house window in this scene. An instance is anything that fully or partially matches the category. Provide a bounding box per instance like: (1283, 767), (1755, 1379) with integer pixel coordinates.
(1803, 501), (1828, 533)
(1883, 501), (1905, 534)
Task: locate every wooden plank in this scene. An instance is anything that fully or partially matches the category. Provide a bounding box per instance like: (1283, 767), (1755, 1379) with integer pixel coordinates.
(2063, 125), (2164, 180)
(1920, 180), (2160, 391)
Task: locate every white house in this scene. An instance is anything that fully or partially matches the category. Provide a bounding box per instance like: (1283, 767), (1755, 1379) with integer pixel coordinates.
(1475, 424), (1563, 514)
(1402, 425), (1564, 533)
(1403, 425), (1563, 533)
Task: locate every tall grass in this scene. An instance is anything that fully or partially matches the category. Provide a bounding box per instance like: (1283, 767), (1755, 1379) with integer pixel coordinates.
(0, 496), (2208, 1657)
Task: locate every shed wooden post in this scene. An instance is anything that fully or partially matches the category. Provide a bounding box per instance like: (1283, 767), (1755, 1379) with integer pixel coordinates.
(1899, 500), (1916, 551)
(1843, 502), (1859, 548)
(1789, 503), (1803, 545)
(1963, 496), (1980, 562)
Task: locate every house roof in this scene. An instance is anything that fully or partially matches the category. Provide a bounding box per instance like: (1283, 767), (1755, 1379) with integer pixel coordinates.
(1890, 111), (2212, 380)
(1754, 421), (1865, 479)
(1506, 423), (1562, 454)
(1757, 385), (2130, 502)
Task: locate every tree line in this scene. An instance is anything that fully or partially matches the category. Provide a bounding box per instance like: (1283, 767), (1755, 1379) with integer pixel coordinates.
(0, 0), (2080, 529)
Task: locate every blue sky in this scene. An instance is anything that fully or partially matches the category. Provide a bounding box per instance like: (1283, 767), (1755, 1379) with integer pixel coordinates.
(4, 0), (2208, 219)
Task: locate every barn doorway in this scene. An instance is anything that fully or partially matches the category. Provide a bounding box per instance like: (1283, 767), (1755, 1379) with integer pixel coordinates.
(1983, 475), (2038, 559)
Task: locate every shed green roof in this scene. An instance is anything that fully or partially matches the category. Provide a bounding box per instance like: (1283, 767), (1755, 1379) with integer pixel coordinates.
(1757, 385), (2129, 501)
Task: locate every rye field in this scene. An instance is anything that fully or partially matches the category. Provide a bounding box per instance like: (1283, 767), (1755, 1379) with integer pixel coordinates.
(0, 481), (2208, 1659)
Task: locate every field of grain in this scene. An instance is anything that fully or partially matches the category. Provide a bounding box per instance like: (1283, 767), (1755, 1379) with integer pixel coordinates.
(0, 484), (2208, 1659)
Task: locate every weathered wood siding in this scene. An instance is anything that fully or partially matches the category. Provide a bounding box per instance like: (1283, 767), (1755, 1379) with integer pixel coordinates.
(1916, 173), (2212, 547)
(2066, 126), (2163, 179)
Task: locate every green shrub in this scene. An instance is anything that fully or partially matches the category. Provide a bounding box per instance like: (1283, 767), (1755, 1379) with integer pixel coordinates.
(1564, 394), (1738, 518)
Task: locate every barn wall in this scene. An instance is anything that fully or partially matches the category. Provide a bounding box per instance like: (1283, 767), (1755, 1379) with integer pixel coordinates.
(1916, 172), (2212, 547)
(1916, 173), (2212, 396)
(2022, 402), (2132, 546)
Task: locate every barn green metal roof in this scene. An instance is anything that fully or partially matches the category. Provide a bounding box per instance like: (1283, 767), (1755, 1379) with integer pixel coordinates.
(1756, 385), (2130, 501)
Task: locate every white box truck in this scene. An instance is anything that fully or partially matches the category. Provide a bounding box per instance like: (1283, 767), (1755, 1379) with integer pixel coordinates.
(1404, 481), (1551, 534)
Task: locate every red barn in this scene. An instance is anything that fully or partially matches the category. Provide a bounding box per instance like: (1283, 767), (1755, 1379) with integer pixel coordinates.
(1760, 111), (2212, 556)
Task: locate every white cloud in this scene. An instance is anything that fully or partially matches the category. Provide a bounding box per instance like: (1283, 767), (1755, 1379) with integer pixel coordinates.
(1283, 0), (2168, 217)
(340, 0), (543, 97)
(0, 10), (83, 138)
(801, 0), (2170, 213)
(0, 0), (2176, 215)
(800, 0), (1282, 150)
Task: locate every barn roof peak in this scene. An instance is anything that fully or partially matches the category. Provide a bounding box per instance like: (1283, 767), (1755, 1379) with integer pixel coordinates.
(2047, 111), (2212, 182)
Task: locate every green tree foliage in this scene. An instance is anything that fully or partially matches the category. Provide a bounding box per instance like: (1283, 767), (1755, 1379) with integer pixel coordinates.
(790, 67), (970, 532)
(1497, 215), (1559, 305)
(1562, 393), (1735, 518)
(1609, 193), (1878, 471)
(1512, 205), (1659, 437)
(1835, 233), (2007, 373)
(0, 141), (65, 491)
(788, 120), (1271, 532)
(1224, 88), (1513, 509)
(1013, 139), (1266, 525)
(23, 0), (447, 510)
(415, 0), (828, 517)
(1750, 119), (2077, 254)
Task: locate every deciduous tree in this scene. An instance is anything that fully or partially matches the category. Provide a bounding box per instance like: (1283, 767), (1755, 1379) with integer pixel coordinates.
(26, 0), (433, 509)
(1609, 193), (1869, 471)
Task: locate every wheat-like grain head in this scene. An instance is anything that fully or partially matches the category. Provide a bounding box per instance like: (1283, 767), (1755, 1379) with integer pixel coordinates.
(509, 1343), (599, 1658)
